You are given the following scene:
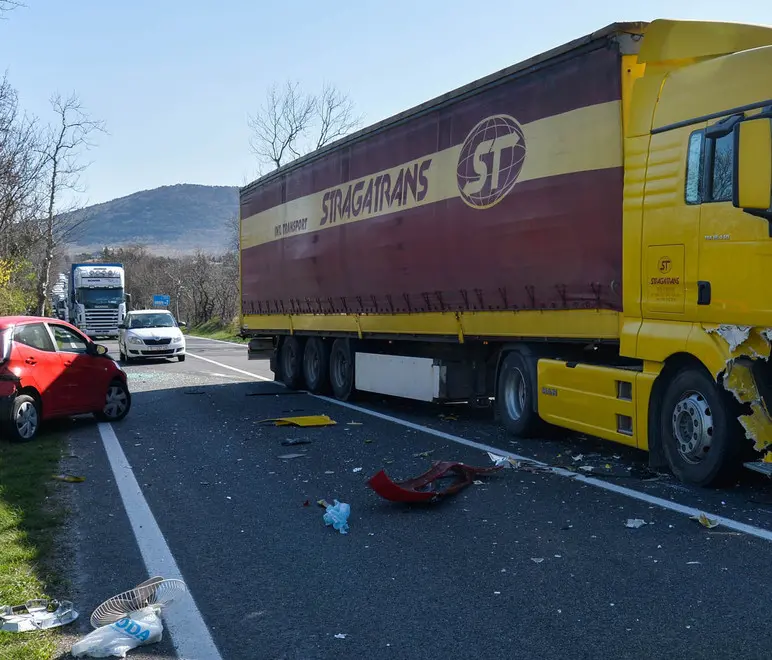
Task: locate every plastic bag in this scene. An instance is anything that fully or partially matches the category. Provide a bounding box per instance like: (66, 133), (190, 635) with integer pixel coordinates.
(323, 500), (350, 534)
(71, 607), (163, 658)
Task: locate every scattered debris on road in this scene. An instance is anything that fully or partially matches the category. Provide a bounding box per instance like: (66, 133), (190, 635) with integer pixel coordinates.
(438, 413), (458, 421)
(322, 500), (351, 534)
(413, 450), (435, 458)
(625, 519), (647, 529)
(277, 453), (307, 460)
(352, 467), (363, 473)
(259, 415), (337, 427)
(281, 438), (312, 446)
(531, 558), (544, 564)
(246, 390), (304, 396)
(691, 513), (720, 529)
(368, 460), (502, 503)
(52, 474), (86, 483)
(346, 421), (362, 426)
(364, 439), (374, 444)
(72, 577), (187, 658)
(0, 599), (78, 632)
(334, 633), (348, 639)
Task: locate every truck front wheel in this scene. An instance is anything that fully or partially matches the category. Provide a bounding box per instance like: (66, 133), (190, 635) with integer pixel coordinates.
(660, 367), (743, 487)
(496, 352), (541, 437)
(279, 336), (305, 390)
(329, 338), (354, 401)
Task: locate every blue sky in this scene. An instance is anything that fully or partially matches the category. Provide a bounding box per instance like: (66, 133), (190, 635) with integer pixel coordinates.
(0, 0), (768, 206)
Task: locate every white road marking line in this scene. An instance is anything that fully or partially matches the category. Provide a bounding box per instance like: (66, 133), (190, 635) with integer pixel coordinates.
(185, 335), (247, 348)
(185, 350), (772, 543)
(187, 352), (272, 380)
(98, 422), (224, 660)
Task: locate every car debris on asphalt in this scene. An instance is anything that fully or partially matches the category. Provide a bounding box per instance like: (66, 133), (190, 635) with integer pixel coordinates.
(258, 415), (337, 427)
(281, 438), (312, 446)
(71, 576), (187, 658)
(368, 460), (502, 503)
(322, 500), (351, 534)
(52, 474), (86, 483)
(625, 519), (647, 528)
(0, 599), (78, 632)
(691, 513), (720, 529)
(277, 453), (307, 460)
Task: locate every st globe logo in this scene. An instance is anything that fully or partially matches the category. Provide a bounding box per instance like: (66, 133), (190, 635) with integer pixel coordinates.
(456, 114), (527, 209)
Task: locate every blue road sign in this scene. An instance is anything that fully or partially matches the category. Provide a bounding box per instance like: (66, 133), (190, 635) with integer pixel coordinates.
(152, 294), (170, 307)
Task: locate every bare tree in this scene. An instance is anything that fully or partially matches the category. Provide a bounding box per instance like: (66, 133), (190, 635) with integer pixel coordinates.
(34, 93), (105, 315)
(0, 1), (22, 17)
(0, 75), (46, 259)
(248, 81), (361, 173)
(315, 83), (361, 150)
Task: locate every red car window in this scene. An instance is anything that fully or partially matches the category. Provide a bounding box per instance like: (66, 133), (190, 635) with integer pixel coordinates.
(13, 323), (56, 352)
(49, 325), (88, 354)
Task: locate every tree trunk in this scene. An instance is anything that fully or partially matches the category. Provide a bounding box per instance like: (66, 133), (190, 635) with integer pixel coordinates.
(35, 244), (53, 316)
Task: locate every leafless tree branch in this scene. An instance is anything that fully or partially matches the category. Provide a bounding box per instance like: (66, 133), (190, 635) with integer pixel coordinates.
(315, 82), (362, 150)
(34, 93), (106, 314)
(248, 81), (361, 173)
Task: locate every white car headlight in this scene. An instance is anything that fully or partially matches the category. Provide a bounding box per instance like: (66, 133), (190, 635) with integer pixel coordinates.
(172, 335), (183, 344)
(127, 335), (144, 345)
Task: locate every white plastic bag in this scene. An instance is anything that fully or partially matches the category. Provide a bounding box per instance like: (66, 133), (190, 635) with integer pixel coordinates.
(71, 607), (163, 658)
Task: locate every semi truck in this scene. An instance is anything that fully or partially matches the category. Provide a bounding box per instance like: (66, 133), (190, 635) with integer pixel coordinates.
(239, 18), (772, 487)
(68, 262), (127, 338)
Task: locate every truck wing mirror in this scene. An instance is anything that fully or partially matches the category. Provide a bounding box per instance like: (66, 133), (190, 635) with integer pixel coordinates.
(733, 117), (772, 214)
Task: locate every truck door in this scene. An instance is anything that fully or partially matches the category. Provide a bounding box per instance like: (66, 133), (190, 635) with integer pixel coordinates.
(640, 125), (705, 320)
(694, 114), (772, 324)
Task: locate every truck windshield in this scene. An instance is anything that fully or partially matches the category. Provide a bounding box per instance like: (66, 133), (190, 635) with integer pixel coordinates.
(77, 288), (124, 307)
(128, 313), (176, 329)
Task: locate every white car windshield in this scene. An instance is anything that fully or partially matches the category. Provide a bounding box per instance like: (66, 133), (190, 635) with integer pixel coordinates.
(128, 313), (176, 329)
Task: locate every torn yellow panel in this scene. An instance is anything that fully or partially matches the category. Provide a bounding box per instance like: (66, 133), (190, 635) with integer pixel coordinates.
(722, 360), (760, 404)
(704, 325), (772, 361)
(259, 415), (337, 427)
(740, 402), (772, 452)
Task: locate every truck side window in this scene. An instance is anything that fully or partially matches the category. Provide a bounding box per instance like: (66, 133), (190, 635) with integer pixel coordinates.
(707, 132), (734, 203)
(685, 131), (703, 204)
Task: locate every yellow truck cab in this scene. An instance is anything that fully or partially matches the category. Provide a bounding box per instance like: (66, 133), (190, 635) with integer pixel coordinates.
(240, 19), (772, 487)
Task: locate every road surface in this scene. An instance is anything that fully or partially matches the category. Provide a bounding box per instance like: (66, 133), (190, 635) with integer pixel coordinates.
(56, 337), (772, 660)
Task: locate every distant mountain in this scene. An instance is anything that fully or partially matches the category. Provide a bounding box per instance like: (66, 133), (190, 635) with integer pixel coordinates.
(65, 184), (239, 255)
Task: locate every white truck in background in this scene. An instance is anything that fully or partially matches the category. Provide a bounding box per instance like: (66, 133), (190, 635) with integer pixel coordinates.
(51, 273), (68, 321)
(67, 262), (128, 338)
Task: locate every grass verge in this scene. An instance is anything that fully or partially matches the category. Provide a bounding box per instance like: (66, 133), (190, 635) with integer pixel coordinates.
(185, 318), (247, 344)
(0, 434), (65, 660)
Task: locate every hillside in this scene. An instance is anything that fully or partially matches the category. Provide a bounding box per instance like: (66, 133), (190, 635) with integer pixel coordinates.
(65, 184), (239, 255)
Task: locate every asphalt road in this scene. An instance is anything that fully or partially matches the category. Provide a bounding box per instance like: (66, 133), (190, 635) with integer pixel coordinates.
(55, 336), (772, 660)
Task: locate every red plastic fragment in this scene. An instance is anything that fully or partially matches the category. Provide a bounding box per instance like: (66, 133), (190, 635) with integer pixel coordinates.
(367, 460), (502, 503)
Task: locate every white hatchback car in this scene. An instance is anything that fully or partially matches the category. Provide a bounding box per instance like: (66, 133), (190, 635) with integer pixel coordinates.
(118, 310), (186, 362)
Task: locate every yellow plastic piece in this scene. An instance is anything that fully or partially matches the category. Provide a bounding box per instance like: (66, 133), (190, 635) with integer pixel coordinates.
(259, 415), (337, 427)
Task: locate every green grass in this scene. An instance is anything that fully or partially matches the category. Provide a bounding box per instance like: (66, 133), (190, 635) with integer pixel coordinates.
(185, 318), (247, 344)
(0, 435), (65, 660)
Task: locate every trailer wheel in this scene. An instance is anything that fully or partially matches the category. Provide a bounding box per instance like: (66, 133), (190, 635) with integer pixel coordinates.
(660, 367), (742, 487)
(496, 352), (541, 437)
(303, 337), (331, 394)
(279, 336), (305, 390)
(329, 338), (355, 401)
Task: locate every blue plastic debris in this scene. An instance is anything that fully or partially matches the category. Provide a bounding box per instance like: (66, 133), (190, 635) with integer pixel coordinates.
(323, 500), (351, 534)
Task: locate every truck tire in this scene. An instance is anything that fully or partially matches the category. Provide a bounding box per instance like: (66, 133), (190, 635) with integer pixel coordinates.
(279, 336), (305, 390)
(496, 352), (542, 437)
(329, 338), (355, 401)
(303, 337), (331, 394)
(660, 367), (743, 487)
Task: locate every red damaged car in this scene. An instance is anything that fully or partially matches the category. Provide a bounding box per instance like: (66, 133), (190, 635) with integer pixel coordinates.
(0, 316), (131, 441)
